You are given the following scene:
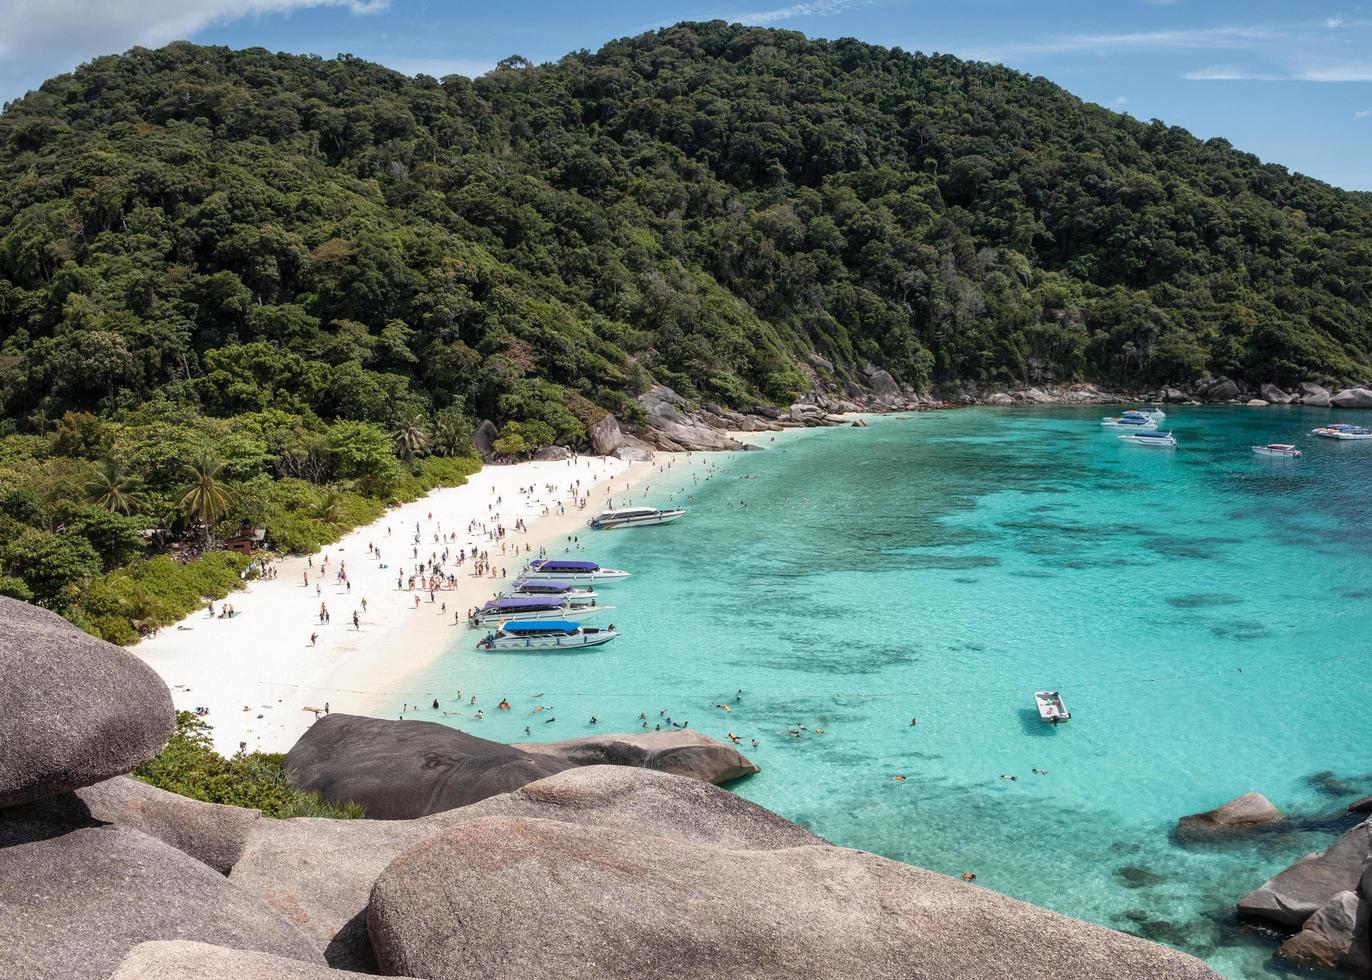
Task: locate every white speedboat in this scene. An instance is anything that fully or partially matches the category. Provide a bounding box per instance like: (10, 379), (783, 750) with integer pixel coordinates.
(1101, 412), (1158, 430)
(477, 620), (618, 652)
(1252, 444), (1302, 458)
(520, 559), (630, 582)
(587, 506), (685, 530)
(1035, 691), (1070, 724)
(506, 579), (601, 607)
(467, 596), (609, 628)
(1312, 424), (1372, 440)
(1119, 431), (1177, 447)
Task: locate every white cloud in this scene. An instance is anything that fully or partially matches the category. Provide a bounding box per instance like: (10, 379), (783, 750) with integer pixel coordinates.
(0, 0), (386, 58)
(1326, 15), (1345, 28)
(728, 0), (863, 27)
(1294, 63), (1372, 81)
(1111, 95), (1128, 104)
(1356, 108), (1372, 117)
(973, 24), (1284, 58)
(1183, 64), (1280, 80)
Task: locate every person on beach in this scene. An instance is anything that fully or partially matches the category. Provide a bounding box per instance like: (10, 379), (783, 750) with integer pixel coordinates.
(309, 632), (318, 646)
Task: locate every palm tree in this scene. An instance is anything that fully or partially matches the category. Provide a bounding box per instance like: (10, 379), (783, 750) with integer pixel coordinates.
(87, 457), (145, 515)
(432, 416), (465, 458)
(390, 413), (431, 462)
(311, 490), (343, 526)
(174, 451), (234, 547)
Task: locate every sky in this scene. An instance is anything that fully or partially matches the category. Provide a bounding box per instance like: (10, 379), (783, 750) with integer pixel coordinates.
(0, 0), (1369, 191)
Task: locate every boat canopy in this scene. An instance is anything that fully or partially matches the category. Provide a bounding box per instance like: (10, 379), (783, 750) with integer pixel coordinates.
(598, 507), (657, 518)
(533, 560), (600, 571)
(514, 580), (575, 592)
(481, 597), (563, 610)
(501, 620), (579, 633)
(1132, 431), (1173, 438)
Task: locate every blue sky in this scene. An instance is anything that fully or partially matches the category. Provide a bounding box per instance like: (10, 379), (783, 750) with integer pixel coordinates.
(1, 0), (1369, 190)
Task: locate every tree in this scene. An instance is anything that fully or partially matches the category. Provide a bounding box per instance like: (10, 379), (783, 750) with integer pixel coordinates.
(0, 528), (101, 609)
(389, 412), (431, 462)
(87, 457), (146, 515)
(174, 451), (235, 547)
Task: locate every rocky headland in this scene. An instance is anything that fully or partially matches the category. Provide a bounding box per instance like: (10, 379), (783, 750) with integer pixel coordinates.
(0, 594), (1223, 979)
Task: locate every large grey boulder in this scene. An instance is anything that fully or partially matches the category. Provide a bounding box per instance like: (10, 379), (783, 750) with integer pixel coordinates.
(284, 714), (573, 819)
(1201, 377), (1241, 401)
(639, 384), (745, 451)
(1301, 382), (1332, 399)
(531, 445), (570, 461)
(511, 730), (759, 785)
(231, 766), (822, 970)
(109, 940), (425, 979)
(1176, 792), (1285, 841)
(0, 822), (321, 980)
(587, 413), (624, 455)
(1277, 890), (1372, 975)
(1304, 391), (1333, 407)
(1239, 819), (1372, 928)
(367, 816), (1221, 980)
(471, 419), (498, 457)
(1331, 387), (1372, 409)
(76, 776), (260, 874)
(1260, 383), (1293, 404)
(0, 597), (174, 808)
(1352, 793), (1372, 814)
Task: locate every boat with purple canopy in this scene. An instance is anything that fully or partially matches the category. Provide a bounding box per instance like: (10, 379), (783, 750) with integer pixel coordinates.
(505, 579), (601, 607)
(467, 594), (611, 628)
(519, 558), (630, 582)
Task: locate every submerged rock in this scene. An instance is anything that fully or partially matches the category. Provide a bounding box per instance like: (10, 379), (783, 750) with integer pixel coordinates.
(1349, 793), (1372, 814)
(1176, 792), (1286, 840)
(1277, 890), (1372, 975)
(0, 597), (174, 808)
(1239, 819), (1372, 928)
(511, 730), (759, 785)
(367, 815), (1221, 980)
(284, 714), (573, 819)
(109, 940), (425, 979)
(0, 823), (320, 980)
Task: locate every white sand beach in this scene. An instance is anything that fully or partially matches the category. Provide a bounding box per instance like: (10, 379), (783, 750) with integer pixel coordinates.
(134, 452), (687, 755)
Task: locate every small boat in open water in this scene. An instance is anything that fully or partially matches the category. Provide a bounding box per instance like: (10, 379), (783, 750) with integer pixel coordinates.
(506, 579), (601, 606)
(520, 559), (630, 582)
(1252, 444), (1302, 458)
(467, 595), (609, 628)
(1119, 431), (1177, 447)
(477, 619), (618, 652)
(1035, 691), (1070, 724)
(587, 506), (685, 529)
(1101, 411), (1158, 431)
(1312, 424), (1372, 440)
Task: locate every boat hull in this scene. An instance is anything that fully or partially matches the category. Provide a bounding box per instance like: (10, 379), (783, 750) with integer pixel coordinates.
(1251, 446), (1301, 457)
(468, 604), (610, 628)
(478, 629), (618, 651)
(520, 568), (631, 581)
(588, 511), (685, 530)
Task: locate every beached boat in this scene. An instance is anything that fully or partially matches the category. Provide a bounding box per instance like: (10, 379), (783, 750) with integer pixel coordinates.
(467, 595), (609, 627)
(587, 506), (685, 530)
(1251, 444), (1302, 458)
(506, 579), (601, 607)
(477, 619), (619, 651)
(1118, 431), (1177, 447)
(520, 559), (630, 582)
(1035, 691), (1070, 724)
(1312, 424), (1372, 440)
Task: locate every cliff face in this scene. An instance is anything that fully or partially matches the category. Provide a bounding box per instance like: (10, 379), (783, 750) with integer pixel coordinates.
(0, 596), (1222, 978)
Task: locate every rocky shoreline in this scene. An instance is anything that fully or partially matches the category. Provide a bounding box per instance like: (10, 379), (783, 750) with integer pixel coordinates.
(1, 595), (1222, 979)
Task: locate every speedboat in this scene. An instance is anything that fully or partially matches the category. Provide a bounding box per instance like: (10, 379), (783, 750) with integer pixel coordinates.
(1252, 444), (1302, 458)
(477, 619), (619, 652)
(587, 506), (685, 530)
(1119, 431), (1177, 447)
(1035, 691), (1070, 724)
(520, 559), (630, 582)
(1312, 424), (1372, 440)
(1101, 412), (1158, 430)
(506, 579), (601, 607)
(467, 596), (609, 627)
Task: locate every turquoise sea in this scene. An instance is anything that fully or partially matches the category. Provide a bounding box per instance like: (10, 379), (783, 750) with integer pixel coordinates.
(386, 406), (1372, 979)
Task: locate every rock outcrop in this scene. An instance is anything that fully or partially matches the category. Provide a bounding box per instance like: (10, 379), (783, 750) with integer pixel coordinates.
(637, 384), (748, 451)
(109, 940), (424, 980)
(531, 445), (571, 460)
(588, 413), (623, 454)
(0, 822), (321, 980)
(1331, 387), (1372, 409)
(367, 815), (1221, 980)
(1260, 383), (1293, 404)
(511, 730), (759, 785)
(1277, 890), (1372, 975)
(230, 766), (821, 970)
(0, 597), (174, 808)
(284, 714), (574, 819)
(1239, 819), (1372, 928)
(1200, 377), (1241, 401)
(471, 419), (498, 457)
(1177, 792), (1286, 841)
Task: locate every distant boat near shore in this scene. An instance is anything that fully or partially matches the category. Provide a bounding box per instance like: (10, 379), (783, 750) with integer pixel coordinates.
(467, 596), (610, 628)
(520, 559), (631, 582)
(1312, 423), (1372, 440)
(587, 506), (685, 529)
(477, 619), (619, 651)
(1252, 444), (1302, 458)
(1119, 431), (1177, 447)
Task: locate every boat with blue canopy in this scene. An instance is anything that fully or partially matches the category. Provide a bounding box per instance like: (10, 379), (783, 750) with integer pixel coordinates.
(1312, 423), (1372, 440)
(505, 579), (601, 606)
(477, 619), (619, 651)
(1101, 411), (1159, 430)
(467, 595), (609, 627)
(520, 559), (630, 582)
(1118, 430), (1177, 447)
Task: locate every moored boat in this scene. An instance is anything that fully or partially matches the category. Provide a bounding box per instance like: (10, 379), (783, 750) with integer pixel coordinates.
(1312, 424), (1372, 440)
(520, 559), (631, 582)
(1251, 444), (1302, 458)
(477, 619), (619, 651)
(467, 596), (609, 628)
(1118, 431), (1177, 447)
(506, 579), (601, 606)
(587, 506), (685, 529)
(1101, 412), (1158, 430)
(1035, 691), (1070, 724)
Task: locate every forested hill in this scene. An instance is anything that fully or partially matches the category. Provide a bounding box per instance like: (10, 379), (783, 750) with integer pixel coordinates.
(3, 21), (1372, 440)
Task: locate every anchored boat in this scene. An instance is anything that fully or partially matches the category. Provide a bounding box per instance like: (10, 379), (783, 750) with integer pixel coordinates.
(1101, 411), (1159, 431)
(1119, 431), (1177, 447)
(1035, 691), (1070, 724)
(520, 559), (630, 582)
(467, 596), (609, 628)
(1252, 444), (1302, 458)
(1312, 424), (1372, 440)
(506, 579), (601, 607)
(587, 506), (685, 529)
(477, 619), (619, 652)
